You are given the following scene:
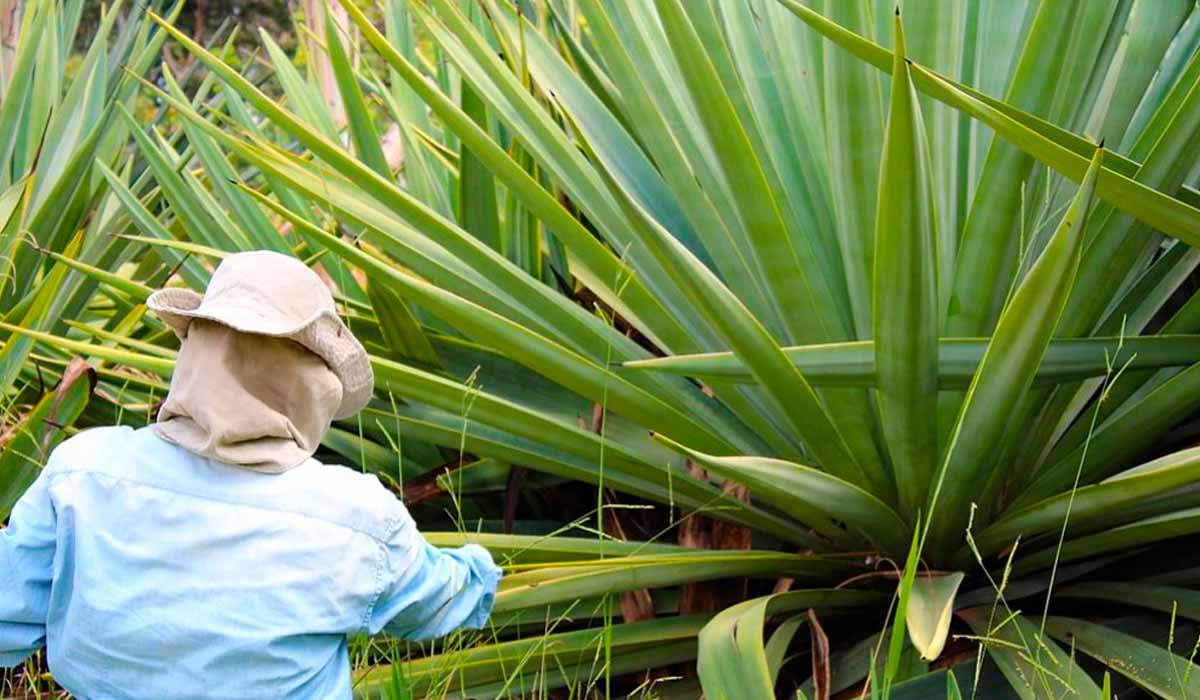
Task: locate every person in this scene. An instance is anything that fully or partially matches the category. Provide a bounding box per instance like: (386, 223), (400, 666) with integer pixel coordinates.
(0, 251), (501, 699)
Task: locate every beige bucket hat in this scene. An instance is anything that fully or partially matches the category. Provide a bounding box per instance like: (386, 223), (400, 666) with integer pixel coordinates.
(147, 251), (374, 420)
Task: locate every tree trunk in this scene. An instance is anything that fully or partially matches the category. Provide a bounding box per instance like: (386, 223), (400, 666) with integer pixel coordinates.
(0, 0), (22, 98)
(303, 0), (350, 129)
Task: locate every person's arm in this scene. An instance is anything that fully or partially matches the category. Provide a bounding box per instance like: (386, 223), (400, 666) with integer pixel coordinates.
(0, 473), (57, 667)
(367, 505), (502, 641)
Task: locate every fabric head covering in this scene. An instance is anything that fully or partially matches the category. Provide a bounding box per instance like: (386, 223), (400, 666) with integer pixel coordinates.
(147, 251), (373, 420)
(153, 319), (343, 473)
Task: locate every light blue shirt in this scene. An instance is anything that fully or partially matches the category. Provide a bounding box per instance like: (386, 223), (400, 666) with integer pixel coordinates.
(0, 426), (501, 699)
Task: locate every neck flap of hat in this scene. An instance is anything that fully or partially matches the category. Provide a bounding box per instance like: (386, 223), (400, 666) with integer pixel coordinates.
(154, 319), (342, 473)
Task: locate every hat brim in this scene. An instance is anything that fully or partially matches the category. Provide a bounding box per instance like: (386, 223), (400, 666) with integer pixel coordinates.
(146, 287), (205, 338)
(147, 288), (374, 420)
(148, 288), (317, 337)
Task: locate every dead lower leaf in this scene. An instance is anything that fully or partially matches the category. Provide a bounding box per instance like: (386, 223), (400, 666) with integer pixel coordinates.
(809, 609), (831, 700)
(43, 357), (96, 453)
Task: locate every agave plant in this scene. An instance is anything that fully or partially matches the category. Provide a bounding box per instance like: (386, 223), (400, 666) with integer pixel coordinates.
(9, 0), (1200, 697)
(0, 0), (188, 503)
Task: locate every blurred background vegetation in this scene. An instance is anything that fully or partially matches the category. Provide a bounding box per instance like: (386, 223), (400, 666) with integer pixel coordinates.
(75, 0), (297, 53)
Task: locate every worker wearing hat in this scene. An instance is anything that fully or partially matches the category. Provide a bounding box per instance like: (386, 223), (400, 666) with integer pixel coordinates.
(0, 251), (501, 698)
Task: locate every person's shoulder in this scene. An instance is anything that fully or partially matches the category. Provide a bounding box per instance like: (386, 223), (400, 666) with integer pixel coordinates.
(286, 461), (406, 540)
(297, 461), (395, 507)
(46, 425), (200, 483)
(45, 425), (138, 474)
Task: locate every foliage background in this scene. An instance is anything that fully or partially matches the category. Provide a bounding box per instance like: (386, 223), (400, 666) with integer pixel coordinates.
(4, 0), (1200, 698)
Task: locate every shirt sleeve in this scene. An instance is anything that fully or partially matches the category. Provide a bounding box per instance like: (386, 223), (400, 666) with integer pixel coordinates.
(367, 506), (502, 641)
(0, 473), (57, 668)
